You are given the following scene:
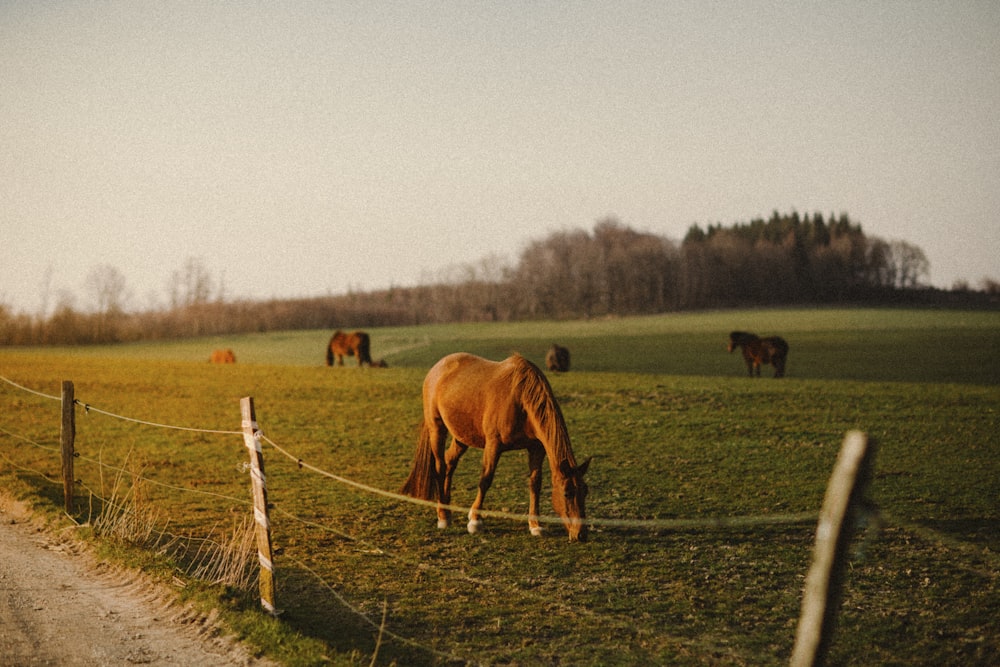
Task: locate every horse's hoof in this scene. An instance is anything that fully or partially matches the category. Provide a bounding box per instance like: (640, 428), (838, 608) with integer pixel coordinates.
(529, 526), (544, 537)
(467, 519), (483, 534)
(437, 519), (449, 530)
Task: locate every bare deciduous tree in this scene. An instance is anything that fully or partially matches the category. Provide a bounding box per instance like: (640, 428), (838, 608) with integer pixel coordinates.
(85, 264), (129, 315)
(170, 257), (215, 308)
(889, 240), (930, 288)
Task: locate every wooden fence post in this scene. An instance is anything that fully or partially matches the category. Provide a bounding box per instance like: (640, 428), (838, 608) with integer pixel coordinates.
(60, 380), (75, 515)
(790, 430), (876, 667)
(240, 396), (277, 615)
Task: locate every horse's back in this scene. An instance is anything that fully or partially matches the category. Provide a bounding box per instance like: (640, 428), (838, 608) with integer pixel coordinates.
(423, 354), (498, 444)
(425, 353), (501, 397)
(427, 352), (537, 388)
(424, 353), (543, 444)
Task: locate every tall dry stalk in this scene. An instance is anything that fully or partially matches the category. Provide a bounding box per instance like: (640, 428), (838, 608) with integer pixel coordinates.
(87, 446), (257, 594)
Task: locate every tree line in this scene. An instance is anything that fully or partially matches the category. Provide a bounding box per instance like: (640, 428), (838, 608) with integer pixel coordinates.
(3, 211), (997, 346)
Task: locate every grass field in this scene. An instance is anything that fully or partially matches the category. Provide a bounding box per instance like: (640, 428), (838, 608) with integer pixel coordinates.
(1, 308), (998, 665)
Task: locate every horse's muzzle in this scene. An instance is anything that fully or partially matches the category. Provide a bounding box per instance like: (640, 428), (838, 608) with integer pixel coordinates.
(567, 521), (588, 542)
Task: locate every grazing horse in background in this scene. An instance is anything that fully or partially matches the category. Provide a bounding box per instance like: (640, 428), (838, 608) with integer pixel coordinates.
(209, 349), (236, 364)
(401, 352), (591, 542)
(545, 344), (571, 372)
(326, 330), (373, 367)
(728, 331), (789, 378)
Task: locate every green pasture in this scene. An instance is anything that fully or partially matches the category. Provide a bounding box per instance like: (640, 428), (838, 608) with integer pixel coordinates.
(24, 307), (1000, 384)
(1, 308), (998, 666)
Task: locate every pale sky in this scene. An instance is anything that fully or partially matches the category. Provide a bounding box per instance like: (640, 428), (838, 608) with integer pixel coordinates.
(3, 1), (999, 315)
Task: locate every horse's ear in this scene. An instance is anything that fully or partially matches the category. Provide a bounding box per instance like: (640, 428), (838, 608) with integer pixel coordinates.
(559, 457), (591, 478)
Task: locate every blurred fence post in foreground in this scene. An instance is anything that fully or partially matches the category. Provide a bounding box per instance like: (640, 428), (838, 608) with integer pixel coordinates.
(60, 380), (75, 515)
(240, 396), (277, 615)
(791, 430), (876, 667)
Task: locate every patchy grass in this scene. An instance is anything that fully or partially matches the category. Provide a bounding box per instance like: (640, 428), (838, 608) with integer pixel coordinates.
(1, 308), (998, 665)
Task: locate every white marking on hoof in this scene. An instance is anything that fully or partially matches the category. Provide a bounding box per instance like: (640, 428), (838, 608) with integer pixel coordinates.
(437, 519), (449, 530)
(467, 519), (483, 534)
(530, 526), (544, 537)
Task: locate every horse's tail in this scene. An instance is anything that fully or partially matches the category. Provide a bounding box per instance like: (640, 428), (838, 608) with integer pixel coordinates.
(400, 421), (439, 501)
(325, 339), (334, 366)
(773, 336), (789, 357)
(771, 337), (789, 377)
(356, 333), (373, 366)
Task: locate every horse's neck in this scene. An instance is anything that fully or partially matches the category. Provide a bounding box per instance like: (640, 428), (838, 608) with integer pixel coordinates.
(513, 359), (577, 468)
(533, 406), (576, 471)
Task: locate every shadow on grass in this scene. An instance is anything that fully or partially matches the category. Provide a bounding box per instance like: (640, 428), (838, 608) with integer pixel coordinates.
(10, 472), (66, 514)
(275, 564), (459, 667)
(917, 517), (1000, 552)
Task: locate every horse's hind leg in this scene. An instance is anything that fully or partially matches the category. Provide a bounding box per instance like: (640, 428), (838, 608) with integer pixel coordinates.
(526, 445), (545, 537)
(439, 439), (468, 529)
(425, 422), (451, 529)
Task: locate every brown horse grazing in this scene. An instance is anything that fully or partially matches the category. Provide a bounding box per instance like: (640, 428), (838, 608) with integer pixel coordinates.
(401, 353), (591, 542)
(209, 349), (236, 364)
(545, 344), (571, 372)
(326, 330), (372, 366)
(728, 331), (789, 378)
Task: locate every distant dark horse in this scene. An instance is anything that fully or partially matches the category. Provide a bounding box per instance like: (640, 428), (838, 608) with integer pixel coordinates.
(401, 353), (591, 541)
(728, 331), (789, 378)
(545, 344), (571, 372)
(326, 330), (373, 367)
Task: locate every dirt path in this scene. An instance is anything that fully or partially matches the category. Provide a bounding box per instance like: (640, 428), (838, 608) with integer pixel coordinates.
(0, 496), (277, 666)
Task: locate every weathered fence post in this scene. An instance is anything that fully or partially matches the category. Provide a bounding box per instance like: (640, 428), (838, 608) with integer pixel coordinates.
(240, 396), (277, 615)
(60, 380), (75, 514)
(791, 430), (876, 667)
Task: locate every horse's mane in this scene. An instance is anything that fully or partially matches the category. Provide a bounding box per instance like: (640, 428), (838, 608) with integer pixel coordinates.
(730, 331), (759, 343)
(503, 354), (577, 467)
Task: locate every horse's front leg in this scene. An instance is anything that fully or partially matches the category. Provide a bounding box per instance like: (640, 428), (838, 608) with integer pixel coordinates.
(526, 445), (545, 537)
(439, 439), (468, 529)
(468, 441), (501, 534)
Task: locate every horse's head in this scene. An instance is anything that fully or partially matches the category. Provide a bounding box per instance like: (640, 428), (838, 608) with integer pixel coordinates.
(727, 331), (745, 353)
(728, 331), (756, 353)
(554, 457), (591, 542)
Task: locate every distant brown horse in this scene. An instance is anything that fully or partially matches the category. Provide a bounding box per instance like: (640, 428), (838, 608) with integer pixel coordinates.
(545, 344), (571, 372)
(401, 353), (591, 542)
(325, 330), (372, 366)
(209, 349), (236, 364)
(728, 331), (788, 378)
